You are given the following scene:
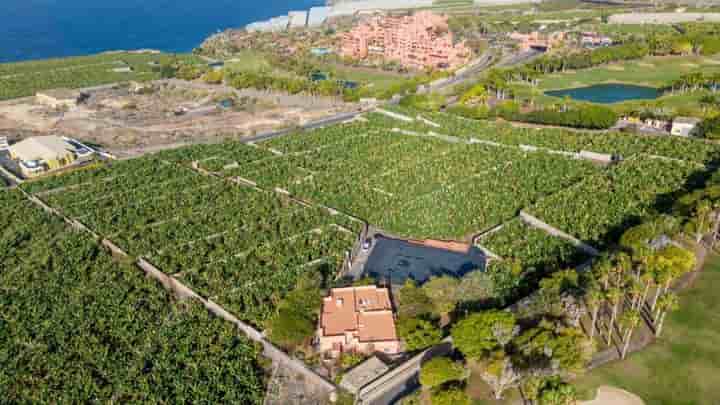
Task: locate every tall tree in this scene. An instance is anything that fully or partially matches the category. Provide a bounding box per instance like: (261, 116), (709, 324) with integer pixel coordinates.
(605, 287), (623, 346)
(451, 310), (517, 360)
(480, 350), (522, 400)
(396, 279), (433, 319)
(396, 318), (442, 352)
(586, 285), (604, 341)
(419, 357), (466, 389)
(620, 309), (641, 359)
(654, 293), (680, 338)
(423, 276), (461, 325)
(537, 381), (578, 405)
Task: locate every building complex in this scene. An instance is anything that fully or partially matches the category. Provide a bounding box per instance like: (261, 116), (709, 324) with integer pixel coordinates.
(339, 11), (470, 70)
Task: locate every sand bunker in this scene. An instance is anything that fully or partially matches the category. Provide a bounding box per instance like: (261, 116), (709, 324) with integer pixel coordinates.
(581, 386), (645, 405)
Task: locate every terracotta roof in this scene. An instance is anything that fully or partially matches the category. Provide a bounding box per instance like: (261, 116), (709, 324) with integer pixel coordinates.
(358, 310), (397, 342)
(320, 286), (397, 342)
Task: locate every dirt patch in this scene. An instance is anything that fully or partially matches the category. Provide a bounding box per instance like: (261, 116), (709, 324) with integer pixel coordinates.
(0, 79), (355, 157)
(636, 62), (655, 68)
(581, 386), (645, 405)
(606, 65), (626, 71)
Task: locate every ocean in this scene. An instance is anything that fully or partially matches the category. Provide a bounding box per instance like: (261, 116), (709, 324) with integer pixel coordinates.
(1, 0), (324, 63)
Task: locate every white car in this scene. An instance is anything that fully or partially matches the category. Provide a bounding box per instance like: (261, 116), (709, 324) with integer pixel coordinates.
(361, 238), (373, 252)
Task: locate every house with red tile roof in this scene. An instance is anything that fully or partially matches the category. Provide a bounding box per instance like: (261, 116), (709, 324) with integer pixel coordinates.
(318, 286), (401, 357)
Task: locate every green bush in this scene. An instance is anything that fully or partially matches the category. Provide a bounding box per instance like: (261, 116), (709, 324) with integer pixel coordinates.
(430, 387), (471, 405)
(496, 104), (618, 130)
(397, 318), (443, 352)
(419, 357), (466, 388)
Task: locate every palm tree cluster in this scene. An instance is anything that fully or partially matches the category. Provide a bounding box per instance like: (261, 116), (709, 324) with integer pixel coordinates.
(666, 71), (720, 96)
(585, 219), (696, 359)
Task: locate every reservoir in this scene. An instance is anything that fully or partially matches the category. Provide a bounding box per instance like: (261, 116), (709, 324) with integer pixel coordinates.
(363, 236), (486, 286)
(545, 83), (660, 104)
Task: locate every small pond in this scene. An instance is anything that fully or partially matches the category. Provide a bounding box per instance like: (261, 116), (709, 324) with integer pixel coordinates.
(545, 83), (660, 104)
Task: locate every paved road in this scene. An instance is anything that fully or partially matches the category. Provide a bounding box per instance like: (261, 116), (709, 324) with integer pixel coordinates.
(427, 51), (496, 92)
(497, 49), (544, 67)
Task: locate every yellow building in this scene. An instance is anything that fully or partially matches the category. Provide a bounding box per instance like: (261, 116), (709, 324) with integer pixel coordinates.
(9, 136), (78, 178)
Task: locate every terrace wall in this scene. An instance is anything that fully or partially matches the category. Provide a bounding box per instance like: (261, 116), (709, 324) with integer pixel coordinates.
(519, 211), (600, 257)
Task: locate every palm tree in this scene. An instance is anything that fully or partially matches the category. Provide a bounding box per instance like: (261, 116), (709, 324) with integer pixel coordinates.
(638, 269), (655, 311)
(693, 200), (712, 243)
(606, 287), (623, 345)
(655, 293), (680, 338)
(586, 286), (604, 340)
(594, 259), (612, 291)
(615, 253), (632, 285)
(626, 278), (644, 311)
(620, 309), (641, 359)
(650, 267), (670, 313)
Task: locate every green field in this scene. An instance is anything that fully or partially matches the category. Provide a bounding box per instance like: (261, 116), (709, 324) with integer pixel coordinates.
(574, 255), (720, 405)
(0, 189), (265, 403)
(7, 105), (719, 403)
(536, 55), (720, 91)
(21, 154), (358, 328)
(197, 113), (600, 240)
(0, 52), (202, 100)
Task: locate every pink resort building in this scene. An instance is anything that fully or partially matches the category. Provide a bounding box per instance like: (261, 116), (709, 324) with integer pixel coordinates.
(318, 286), (402, 357)
(339, 11), (470, 70)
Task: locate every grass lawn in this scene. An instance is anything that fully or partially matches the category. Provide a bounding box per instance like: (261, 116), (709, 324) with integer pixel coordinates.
(224, 50), (274, 73)
(573, 254), (720, 405)
(330, 65), (405, 91)
(538, 55), (720, 91)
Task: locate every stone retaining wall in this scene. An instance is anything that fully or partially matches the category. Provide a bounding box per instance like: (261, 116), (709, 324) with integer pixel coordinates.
(520, 211), (600, 257)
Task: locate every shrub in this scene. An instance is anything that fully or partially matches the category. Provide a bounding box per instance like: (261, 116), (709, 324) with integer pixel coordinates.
(419, 357), (466, 388)
(397, 318), (442, 352)
(430, 387), (471, 405)
(496, 104), (618, 130)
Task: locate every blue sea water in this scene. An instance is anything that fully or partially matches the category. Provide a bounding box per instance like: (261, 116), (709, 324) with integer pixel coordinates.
(1, 0), (324, 63)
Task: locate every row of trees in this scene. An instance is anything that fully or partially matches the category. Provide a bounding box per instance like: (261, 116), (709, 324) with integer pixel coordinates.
(393, 261), (525, 356)
(521, 43), (649, 76)
(581, 166), (720, 360)
(226, 70), (349, 98)
(494, 102), (619, 130)
(665, 71), (720, 96)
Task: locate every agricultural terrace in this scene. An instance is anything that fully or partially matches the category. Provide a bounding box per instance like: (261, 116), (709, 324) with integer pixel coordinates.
(527, 156), (705, 249)
(192, 114), (601, 240)
(384, 105), (720, 164)
(0, 52), (202, 100)
(20, 155), (359, 327)
(0, 189), (265, 403)
(480, 218), (591, 276)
